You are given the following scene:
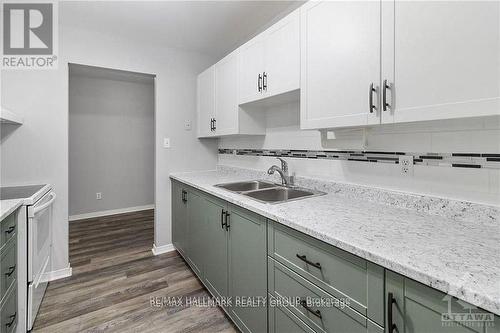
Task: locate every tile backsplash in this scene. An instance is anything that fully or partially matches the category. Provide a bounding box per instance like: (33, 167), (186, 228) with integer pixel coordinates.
(217, 102), (500, 206)
(219, 149), (500, 170)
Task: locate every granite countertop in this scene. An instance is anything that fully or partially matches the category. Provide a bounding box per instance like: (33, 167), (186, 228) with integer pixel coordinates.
(0, 199), (24, 220)
(170, 167), (500, 315)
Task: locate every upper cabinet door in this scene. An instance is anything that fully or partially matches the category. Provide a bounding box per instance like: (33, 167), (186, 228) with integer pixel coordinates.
(382, 1), (500, 124)
(239, 37), (265, 105)
(215, 50), (239, 135)
(300, 1), (381, 130)
(197, 66), (216, 138)
(264, 9), (300, 98)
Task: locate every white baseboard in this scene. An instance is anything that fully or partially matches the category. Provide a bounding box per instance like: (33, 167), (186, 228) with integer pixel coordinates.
(69, 204), (155, 221)
(152, 243), (175, 256)
(42, 265), (72, 282)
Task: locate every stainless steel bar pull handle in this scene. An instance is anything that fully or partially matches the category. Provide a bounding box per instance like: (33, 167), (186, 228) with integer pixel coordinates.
(369, 83), (377, 114)
(258, 74), (262, 92)
(383, 79), (392, 111)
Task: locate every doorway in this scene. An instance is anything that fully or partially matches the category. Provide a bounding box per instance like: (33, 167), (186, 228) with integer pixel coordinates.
(68, 63), (155, 274)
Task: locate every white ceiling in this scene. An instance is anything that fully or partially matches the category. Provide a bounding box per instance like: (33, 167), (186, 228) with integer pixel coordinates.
(61, 1), (302, 61)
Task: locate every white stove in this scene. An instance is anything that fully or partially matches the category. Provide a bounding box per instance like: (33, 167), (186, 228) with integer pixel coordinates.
(1, 184), (54, 332)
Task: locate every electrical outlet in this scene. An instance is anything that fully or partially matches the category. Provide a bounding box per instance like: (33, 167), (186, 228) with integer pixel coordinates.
(184, 120), (192, 131)
(399, 156), (414, 176)
(96, 192), (102, 200)
(163, 138), (170, 148)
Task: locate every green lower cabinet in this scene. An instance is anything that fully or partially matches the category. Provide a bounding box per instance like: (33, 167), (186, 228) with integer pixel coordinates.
(268, 294), (316, 333)
(268, 220), (384, 326)
(0, 287), (17, 333)
(171, 181), (188, 256)
(386, 270), (499, 333)
(268, 257), (383, 333)
(1, 210), (18, 333)
(171, 180), (500, 333)
(228, 205), (268, 333)
(186, 190), (206, 277)
(203, 195), (229, 300)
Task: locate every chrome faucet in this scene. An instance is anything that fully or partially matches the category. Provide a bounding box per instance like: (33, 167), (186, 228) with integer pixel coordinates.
(268, 158), (293, 186)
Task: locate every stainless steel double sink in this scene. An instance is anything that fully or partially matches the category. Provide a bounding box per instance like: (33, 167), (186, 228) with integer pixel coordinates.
(214, 180), (326, 204)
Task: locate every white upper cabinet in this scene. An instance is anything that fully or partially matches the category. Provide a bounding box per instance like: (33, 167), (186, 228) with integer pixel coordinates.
(263, 9), (300, 98)
(197, 66), (216, 138)
(199, 1), (499, 136)
(239, 9), (300, 105)
(381, 1), (500, 124)
(239, 36), (265, 105)
(197, 50), (265, 138)
(300, 1), (382, 129)
(215, 50), (240, 136)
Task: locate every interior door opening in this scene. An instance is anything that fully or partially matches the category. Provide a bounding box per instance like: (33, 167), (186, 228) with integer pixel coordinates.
(68, 63), (156, 275)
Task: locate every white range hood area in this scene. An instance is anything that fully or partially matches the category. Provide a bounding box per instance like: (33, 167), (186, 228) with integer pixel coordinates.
(1, 107), (24, 125)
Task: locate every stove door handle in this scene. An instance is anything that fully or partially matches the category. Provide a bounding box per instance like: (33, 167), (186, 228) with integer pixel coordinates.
(33, 192), (56, 215)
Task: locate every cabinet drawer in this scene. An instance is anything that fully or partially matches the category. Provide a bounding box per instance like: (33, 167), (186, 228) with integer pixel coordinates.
(0, 212), (16, 250)
(269, 294), (316, 333)
(268, 221), (384, 325)
(268, 258), (383, 333)
(0, 241), (16, 302)
(0, 287), (17, 333)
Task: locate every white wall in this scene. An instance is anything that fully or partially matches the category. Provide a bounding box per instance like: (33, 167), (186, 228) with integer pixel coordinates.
(1, 15), (218, 272)
(69, 69), (154, 216)
(219, 102), (500, 206)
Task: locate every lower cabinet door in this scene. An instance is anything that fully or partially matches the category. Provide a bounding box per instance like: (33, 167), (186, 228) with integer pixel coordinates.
(1, 286), (17, 333)
(171, 181), (187, 256)
(203, 196), (229, 300)
(386, 270), (493, 333)
(186, 190), (206, 277)
(228, 205), (267, 333)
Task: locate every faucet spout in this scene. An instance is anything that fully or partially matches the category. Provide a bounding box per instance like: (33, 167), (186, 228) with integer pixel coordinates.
(267, 158), (293, 186)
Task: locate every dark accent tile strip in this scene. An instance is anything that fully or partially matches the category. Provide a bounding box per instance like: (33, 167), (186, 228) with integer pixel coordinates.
(452, 164), (482, 169)
(419, 155), (443, 160)
(486, 158), (500, 162)
(452, 153), (481, 157)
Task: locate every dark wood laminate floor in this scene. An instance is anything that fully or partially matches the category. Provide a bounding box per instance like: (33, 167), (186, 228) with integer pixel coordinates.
(33, 209), (237, 333)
